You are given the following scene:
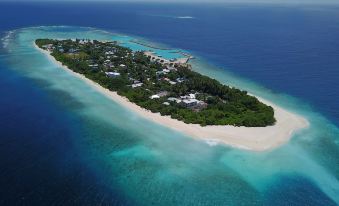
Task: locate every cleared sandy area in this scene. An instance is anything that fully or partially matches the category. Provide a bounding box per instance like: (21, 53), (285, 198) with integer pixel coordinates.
(35, 44), (309, 151)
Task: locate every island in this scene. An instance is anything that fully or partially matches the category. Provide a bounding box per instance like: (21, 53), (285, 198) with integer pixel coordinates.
(35, 38), (275, 127)
(34, 38), (309, 151)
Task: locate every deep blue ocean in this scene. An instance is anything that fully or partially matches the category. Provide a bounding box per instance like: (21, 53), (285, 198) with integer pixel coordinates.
(1, 2), (339, 205)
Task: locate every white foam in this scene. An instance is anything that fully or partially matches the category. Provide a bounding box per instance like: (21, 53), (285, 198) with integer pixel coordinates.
(176, 16), (195, 19)
(1, 31), (14, 49)
(145, 14), (195, 20)
(204, 139), (220, 146)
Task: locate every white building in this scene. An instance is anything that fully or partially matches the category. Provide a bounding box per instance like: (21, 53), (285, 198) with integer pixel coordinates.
(162, 68), (170, 73)
(105, 51), (115, 55)
(189, 93), (196, 99)
(168, 97), (182, 104)
(88, 64), (99, 69)
(132, 83), (143, 88)
(176, 77), (185, 83)
(167, 66), (177, 71)
(105, 72), (120, 78)
(150, 95), (160, 99)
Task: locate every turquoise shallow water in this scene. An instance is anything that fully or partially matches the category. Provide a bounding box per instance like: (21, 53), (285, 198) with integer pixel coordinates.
(1, 26), (339, 205)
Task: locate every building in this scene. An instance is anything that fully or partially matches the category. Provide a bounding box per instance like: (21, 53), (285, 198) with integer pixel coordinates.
(42, 44), (54, 52)
(169, 81), (177, 85)
(132, 83), (143, 88)
(79, 39), (92, 45)
(168, 97), (182, 104)
(180, 95), (190, 99)
(69, 48), (78, 53)
(88, 64), (99, 69)
(182, 99), (199, 108)
(162, 68), (170, 73)
(105, 72), (120, 78)
(150, 95), (160, 99)
(167, 66), (177, 71)
(105, 51), (115, 55)
(157, 91), (169, 97)
(189, 93), (196, 99)
(156, 71), (165, 76)
(150, 91), (168, 100)
(176, 77), (185, 83)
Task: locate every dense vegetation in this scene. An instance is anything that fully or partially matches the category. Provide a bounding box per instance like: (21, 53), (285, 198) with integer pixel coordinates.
(36, 38), (275, 127)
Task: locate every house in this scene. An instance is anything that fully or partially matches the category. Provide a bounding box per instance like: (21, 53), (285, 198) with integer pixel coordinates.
(189, 93), (196, 99)
(167, 66), (177, 71)
(156, 71), (165, 76)
(105, 72), (120, 78)
(42, 44), (54, 52)
(176, 77), (185, 83)
(132, 83), (143, 88)
(105, 51), (115, 55)
(182, 99), (199, 108)
(157, 91), (169, 97)
(69, 48), (77, 53)
(162, 68), (170, 73)
(88, 64), (99, 69)
(79, 39), (92, 45)
(169, 81), (177, 85)
(150, 95), (160, 99)
(180, 95), (190, 99)
(42, 44), (53, 49)
(150, 91), (168, 100)
(168, 97), (182, 104)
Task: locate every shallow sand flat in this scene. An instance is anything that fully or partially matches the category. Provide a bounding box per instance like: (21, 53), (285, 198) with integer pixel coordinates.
(35, 44), (309, 151)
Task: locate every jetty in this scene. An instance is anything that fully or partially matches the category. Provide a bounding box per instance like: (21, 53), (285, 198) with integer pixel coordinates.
(144, 51), (194, 66)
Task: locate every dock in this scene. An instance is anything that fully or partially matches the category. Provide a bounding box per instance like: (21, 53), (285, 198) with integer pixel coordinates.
(144, 51), (194, 65)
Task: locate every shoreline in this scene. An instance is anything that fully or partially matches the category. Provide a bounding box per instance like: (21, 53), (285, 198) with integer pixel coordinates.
(34, 43), (309, 151)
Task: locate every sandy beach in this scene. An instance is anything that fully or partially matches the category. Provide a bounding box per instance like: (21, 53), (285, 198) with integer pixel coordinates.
(35, 43), (309, 151)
